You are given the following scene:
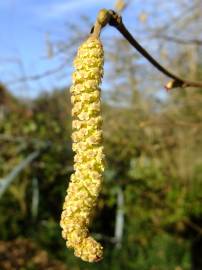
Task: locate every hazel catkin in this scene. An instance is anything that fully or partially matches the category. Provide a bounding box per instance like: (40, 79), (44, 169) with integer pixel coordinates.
(60, 35), (105, 262)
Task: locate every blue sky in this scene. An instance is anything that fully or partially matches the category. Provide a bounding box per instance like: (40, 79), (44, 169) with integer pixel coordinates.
(0, 0), (119, 97)
(0, 0), (178, 98)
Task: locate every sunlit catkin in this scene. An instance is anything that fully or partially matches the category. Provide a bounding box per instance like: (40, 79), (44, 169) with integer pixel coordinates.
(60, 35), (105, 262)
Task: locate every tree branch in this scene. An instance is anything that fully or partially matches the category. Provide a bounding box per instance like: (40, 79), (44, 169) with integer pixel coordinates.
(114, 0), (131, 12)
(153, 34), (202, 46)
(107, 10), (202, 90)
(6, 62), (67, 86)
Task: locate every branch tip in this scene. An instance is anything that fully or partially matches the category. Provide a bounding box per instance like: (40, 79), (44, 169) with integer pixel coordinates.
(106, 9), (202, 90)
(165, 80), (184, 90)
(91, 9), (111, 38)
(97, 9), (111, 27)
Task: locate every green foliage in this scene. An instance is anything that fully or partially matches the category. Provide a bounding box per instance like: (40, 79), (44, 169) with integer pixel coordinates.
(0, 75), (202, 270)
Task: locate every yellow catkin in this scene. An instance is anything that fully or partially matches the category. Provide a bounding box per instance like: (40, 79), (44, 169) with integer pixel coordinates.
(60, 36), (105, 262)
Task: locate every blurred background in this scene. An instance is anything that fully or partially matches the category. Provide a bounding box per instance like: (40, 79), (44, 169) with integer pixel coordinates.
(0, 0), (202, 269)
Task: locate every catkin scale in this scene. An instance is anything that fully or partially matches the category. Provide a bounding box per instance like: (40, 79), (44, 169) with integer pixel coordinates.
(60, 36), (105, 262)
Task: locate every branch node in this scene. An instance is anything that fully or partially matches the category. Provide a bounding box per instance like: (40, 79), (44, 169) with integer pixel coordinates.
(165, 80), (184, 90)
(108, 10), (122, 26)
(91, 9), (111, 38)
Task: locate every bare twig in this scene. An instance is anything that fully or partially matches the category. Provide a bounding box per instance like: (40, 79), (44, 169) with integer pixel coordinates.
(107, 10), (202, 90)
(114, 0), (131, 13)
(153, 34), (202, 46)
(148, 2), (199, 35)
(6, 62), (67, 86)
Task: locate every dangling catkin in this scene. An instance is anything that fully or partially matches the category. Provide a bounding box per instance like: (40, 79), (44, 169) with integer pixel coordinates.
(60, 35), (105, 262)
